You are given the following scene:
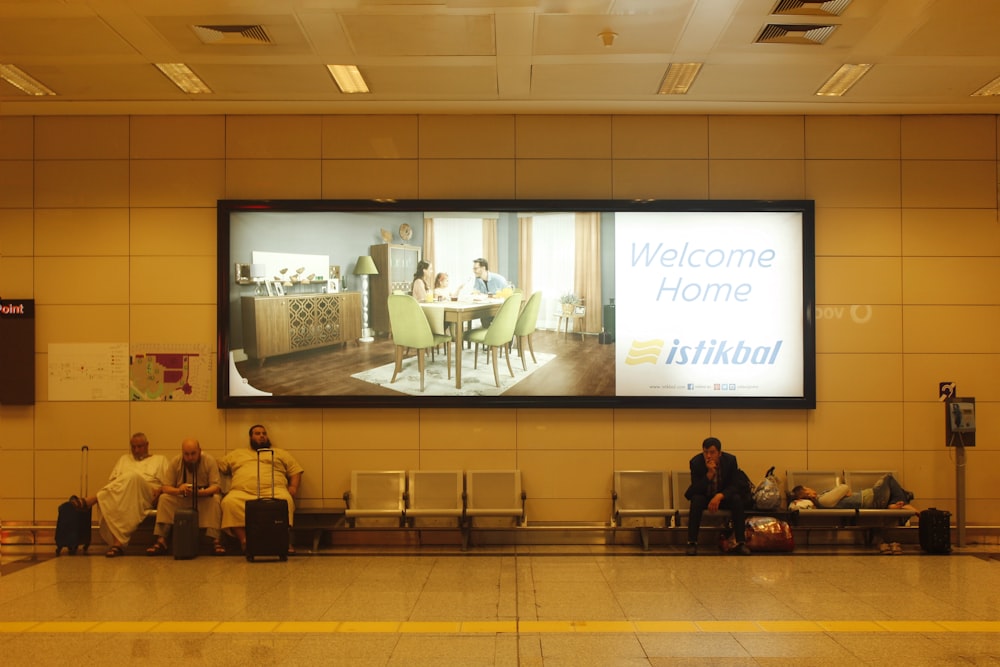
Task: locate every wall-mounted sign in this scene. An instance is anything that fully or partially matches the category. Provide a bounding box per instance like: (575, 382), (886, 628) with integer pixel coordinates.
(0, 298), (35, 405)
(0, 298), (34, 318)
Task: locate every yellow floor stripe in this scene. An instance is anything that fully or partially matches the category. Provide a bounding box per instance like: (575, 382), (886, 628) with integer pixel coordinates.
(877, 621), (947, 632)
(817, 621), (883, 632)
(634, 621), (700, 633)
(0, 622), (38, 632)
(148, 621), (218, 633)
(92, 621), (158, 633)
(399, 622), (463, 633)
(696, 621), (762, 633)
(26, 622), (98, 633)
(939, 621), (1000, 632)
(518, 621), (575, 632)
(569, 621), (635, 633)
(461, 621), (518, 633)
(215, 621), (280, 633)
(274, 621), (340, 633)
(2, 620), (998, 634)
(337, 621), (400, 633)
(757, 621), (824, 633)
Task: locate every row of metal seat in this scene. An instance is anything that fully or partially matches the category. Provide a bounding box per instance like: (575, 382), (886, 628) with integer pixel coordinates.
(611, 469), (917, 550)
(342, 470), (526, 549)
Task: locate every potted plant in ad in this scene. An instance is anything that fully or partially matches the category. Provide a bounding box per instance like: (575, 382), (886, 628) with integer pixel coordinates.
(559, 292), (580, 315)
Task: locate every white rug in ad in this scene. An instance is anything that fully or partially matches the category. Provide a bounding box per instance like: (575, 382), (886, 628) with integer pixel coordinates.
(352, 350), (555, 397)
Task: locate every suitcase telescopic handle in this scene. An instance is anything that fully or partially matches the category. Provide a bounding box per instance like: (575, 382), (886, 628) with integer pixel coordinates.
(183, 462), (198, 511)
(81, 445), (89, 496)
(256, 448), (277, 499)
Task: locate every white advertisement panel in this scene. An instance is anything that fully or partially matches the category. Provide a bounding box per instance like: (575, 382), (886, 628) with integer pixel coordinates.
(615, 211), (804, 398)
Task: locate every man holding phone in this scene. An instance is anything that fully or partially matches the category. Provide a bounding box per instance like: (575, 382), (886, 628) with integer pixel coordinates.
(146, 437), (224, 556)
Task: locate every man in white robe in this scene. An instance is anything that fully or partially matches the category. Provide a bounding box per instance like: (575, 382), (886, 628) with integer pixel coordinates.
(220, 424), (303, 553)
(83, 432), (167, 557)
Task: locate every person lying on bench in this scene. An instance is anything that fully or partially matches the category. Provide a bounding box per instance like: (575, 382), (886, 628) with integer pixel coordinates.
(790, 473), (918, 515)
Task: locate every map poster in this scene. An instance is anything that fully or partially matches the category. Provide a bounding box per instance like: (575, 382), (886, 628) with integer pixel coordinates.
(129, 343), (214, 401)
(48, 342), (130, 401)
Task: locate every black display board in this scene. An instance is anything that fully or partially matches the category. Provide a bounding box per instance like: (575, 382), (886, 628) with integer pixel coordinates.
(0, 298), (35, 405)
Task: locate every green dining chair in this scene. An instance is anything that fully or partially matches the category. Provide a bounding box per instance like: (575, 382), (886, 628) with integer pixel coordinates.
(387, 294), (452, 392)
(467, 292), (523, 387)
(511, 291), (542, 371)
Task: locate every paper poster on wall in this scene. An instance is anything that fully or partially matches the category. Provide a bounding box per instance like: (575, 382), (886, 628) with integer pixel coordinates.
(48, 342), (130, 401)
(129, 343), (214, 401)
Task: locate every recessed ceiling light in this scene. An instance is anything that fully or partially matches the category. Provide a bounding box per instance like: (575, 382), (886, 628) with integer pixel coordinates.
(658, 63), (703, 95)
(971, 75), (1000, 97)
(0, 64), (56, 96)
(327, 65), (370, 94)
(816, 63), (872, 96)
(155, 63), (212, 94)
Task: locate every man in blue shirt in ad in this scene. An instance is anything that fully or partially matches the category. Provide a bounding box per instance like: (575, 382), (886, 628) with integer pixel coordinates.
(472, 257), (508, 295)
(471, 257), (509, 327)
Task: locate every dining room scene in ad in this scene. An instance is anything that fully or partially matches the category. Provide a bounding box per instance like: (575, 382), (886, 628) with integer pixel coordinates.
(224, 202), (615, 404)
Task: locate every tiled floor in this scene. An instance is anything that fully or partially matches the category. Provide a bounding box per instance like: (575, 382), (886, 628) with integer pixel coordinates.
(1, 543), (998, 666)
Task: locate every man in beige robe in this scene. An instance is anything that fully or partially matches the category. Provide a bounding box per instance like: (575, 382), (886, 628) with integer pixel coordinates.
(83, 432), (167, 557)
(146, 437), (224, 555)
(219, 424), (303, 553)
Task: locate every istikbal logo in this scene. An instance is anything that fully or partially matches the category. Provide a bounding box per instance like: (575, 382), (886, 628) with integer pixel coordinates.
(625, 338), (784, 365)
(624, 339), (665, 365)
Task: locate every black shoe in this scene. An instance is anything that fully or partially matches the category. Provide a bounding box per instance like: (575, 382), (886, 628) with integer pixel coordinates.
(685, 543), (698, 556)
(730, 543), (751, 556)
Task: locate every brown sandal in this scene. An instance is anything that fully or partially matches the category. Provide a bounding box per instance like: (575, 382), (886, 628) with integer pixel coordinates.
(105, 545), (125, 558)
(145, 541), (168, 556)
(212, 542), (227, 556)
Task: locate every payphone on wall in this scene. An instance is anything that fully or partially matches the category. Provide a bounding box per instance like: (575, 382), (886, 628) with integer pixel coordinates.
(946, 397), (976, 447)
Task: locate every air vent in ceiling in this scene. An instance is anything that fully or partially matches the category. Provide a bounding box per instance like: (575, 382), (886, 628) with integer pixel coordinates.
(192, 24), (271, 45)
(772, 0), (851, 16)
(756, 24), (837, 45)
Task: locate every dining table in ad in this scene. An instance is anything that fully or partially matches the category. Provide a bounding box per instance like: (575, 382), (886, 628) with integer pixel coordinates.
(419, 298), (503, 389)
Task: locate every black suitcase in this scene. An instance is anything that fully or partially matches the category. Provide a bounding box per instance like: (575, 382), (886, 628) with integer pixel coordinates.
(919, 507), (952, 554)
(55, 446), (92, 556)
(245, 448), (289, 562)
(173, 465), (200, 560)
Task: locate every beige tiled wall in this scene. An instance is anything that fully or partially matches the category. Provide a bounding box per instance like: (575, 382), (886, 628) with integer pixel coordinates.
(0, 113), (997, 526)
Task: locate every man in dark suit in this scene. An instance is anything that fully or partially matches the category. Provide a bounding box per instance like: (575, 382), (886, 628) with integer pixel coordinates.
(684, 436), (751, 556)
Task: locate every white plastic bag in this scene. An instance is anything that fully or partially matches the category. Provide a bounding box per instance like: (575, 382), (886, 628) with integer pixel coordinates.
(753, 466), (782, 510)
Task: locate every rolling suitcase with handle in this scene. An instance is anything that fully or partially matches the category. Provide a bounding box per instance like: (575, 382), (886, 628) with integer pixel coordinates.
(245, 448), (289, 562)
(919, 507), (952, 554)
(172, 464), (200, 559)
(55, 445), (92, 556)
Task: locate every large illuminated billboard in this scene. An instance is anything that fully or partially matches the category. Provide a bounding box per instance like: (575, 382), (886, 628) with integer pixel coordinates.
(218, 199), (814, 409)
